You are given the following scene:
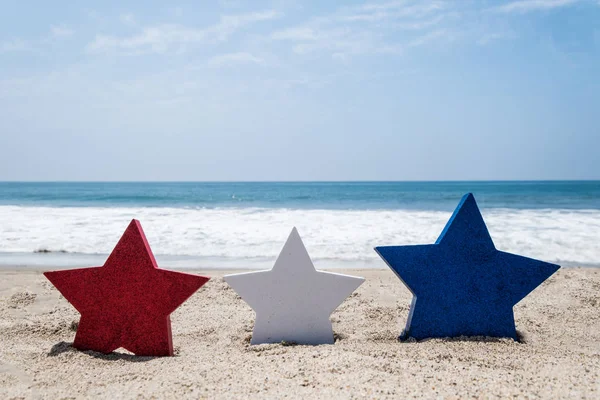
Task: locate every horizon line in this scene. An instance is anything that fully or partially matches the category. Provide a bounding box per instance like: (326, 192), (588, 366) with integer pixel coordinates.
(0, 179), (599, 184)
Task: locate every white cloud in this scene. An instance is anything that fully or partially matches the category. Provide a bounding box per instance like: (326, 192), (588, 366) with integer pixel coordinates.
(212, 10), (281, 40)
(120, 13), (137, 26)
(394, 14), (447, 30)
(494, 0), (580, 13)
(0, 26), (73, 55)
(171, 7), (184, 17)
(0, 39), (30, 53)
(50, 25), (74, 37)
(358, 0), (412, 12)
(219, 0), (243, 8)
(331, 52), (348, 62)
(86, 10), (281, 54)
(270, 1), (452, 58)
(283, 27), (390, 56)
(340, 2), (445, 22)
(207, 52), (265, 67)
(407, 29), (447, 47)
(271, 27), (318, 41)
(78, 0), (577, 62)
(477, 31), (517, 45)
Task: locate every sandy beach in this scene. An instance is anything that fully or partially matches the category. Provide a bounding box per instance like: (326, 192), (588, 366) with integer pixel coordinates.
(1, 267), (598, 399)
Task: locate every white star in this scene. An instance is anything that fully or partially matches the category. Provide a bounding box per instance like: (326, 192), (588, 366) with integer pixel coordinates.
(224, 228), (365, 345)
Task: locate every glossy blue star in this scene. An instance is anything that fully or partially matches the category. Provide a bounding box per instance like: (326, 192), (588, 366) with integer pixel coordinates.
(375, 193), (560, 341)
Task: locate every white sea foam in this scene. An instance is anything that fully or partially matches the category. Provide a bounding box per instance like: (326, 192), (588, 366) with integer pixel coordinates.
(0, 206), (598, 268)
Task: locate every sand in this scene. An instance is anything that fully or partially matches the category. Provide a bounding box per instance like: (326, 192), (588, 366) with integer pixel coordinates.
(0, 267), (599, 399)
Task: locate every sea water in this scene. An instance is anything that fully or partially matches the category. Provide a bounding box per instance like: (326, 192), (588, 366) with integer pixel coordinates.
(0, 181), (598, 268)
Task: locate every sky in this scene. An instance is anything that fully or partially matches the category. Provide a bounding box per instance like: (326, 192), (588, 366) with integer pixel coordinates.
(0, 0), (599, 181)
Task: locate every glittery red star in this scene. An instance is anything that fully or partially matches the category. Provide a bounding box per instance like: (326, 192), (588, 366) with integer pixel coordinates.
(44, 219), (209, 356)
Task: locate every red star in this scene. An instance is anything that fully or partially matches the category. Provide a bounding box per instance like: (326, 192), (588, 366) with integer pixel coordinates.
(44, 219), (209, 356)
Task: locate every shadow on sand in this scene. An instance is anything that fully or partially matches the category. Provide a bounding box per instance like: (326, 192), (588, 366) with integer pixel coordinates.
(47, 341), (159, 362)
(399, 330), (528, 344)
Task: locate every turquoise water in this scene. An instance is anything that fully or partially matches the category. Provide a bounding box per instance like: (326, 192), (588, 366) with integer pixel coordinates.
(0, 181), (598, 268)
(0, 181), (599, 210)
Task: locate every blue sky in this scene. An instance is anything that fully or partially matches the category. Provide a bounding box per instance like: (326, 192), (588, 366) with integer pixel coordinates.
(1, 0), (599, 181)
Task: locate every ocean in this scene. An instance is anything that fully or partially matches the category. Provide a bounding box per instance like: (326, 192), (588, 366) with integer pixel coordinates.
(0, 181), (598, 268)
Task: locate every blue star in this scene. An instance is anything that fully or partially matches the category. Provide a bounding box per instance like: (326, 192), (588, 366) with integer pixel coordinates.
(375, 193), (560, 341)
